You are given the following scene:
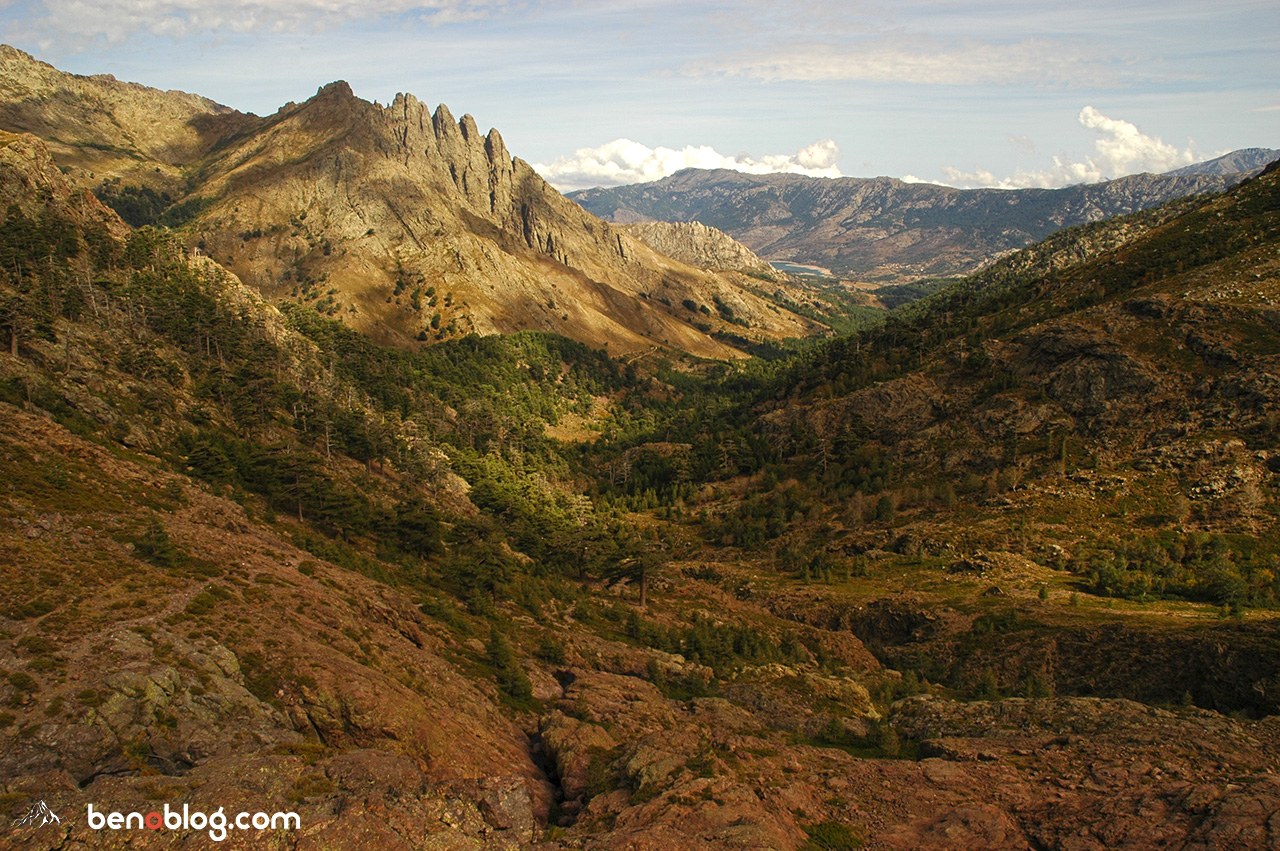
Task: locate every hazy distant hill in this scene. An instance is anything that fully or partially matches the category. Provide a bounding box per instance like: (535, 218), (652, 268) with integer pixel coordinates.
(569, 164), (1263, 281)
(1166, 147), (1278, 176)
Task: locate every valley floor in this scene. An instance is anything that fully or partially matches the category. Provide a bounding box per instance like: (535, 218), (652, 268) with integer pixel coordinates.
(3, 402), (1280, 851)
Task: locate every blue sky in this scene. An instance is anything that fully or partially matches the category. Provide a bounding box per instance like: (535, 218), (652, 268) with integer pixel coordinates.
(2, 0), (1276, 190)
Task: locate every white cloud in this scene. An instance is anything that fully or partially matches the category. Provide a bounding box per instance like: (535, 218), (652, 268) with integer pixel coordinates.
(683, 37), (1128, 88)
(13, 0), (508, 45)
(1078, 106), (1199, 176)
(940, 106), (1202, 189)
(794, 138), (841, 170)
(533, 138), (843, 192)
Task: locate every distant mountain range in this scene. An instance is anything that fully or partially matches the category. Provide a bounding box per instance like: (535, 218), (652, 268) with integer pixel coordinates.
(569, 150), (1277, 282)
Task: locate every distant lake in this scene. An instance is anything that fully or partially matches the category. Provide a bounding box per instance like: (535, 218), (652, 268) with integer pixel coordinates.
(769, 260), (834, 277)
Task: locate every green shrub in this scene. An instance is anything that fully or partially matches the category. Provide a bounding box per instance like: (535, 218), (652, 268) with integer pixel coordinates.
(803, 821), (863, 850)
(134, 519), (186, 569)
(534, 635), (567, 665)
(7, 671), (38, 693)
(488, 627), (532, 702)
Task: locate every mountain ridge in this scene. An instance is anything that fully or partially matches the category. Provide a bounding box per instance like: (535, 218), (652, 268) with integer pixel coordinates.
(0, 44), (247, 189)
(1166, 147), (1279, 176)
(569, 163), (1269, 281)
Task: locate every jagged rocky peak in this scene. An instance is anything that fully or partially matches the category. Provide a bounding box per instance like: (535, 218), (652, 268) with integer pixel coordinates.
(366, 89), (517, 212)
(303, 82), (505, 170)
(0, 50), (819, 357)
(485, 126), (508, 162)
(315, 80), (355, 100)
(458, 112), (481, 143)
(429, 100), (476, 167)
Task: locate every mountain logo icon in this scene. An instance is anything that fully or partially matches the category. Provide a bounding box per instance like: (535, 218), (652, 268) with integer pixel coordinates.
(12, 800), (63, 828)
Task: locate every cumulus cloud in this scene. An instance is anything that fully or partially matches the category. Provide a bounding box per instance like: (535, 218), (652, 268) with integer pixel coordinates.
(683, 37), (1126, 88)
(11, 0), (507, 45)
(940, 106), (1201, 189)
(533, 138), (843, 192)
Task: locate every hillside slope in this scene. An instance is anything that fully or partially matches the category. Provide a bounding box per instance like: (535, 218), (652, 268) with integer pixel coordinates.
(0, 44), (248, 191)
(744, 159), (1280, 614)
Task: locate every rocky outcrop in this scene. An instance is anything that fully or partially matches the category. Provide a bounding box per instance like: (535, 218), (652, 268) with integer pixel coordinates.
(620, 221), (778, 279)
(759, 372), (948, 449)
(0, 131), (130, 240)
(0, 402), (549, 849)
(1005, 323), (1163, 418)
(770, 593), (942, 651)
(889, 696), (1280, 851)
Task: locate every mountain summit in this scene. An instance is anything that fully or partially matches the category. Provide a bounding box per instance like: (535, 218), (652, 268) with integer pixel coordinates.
(0, 46), (818, 357)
